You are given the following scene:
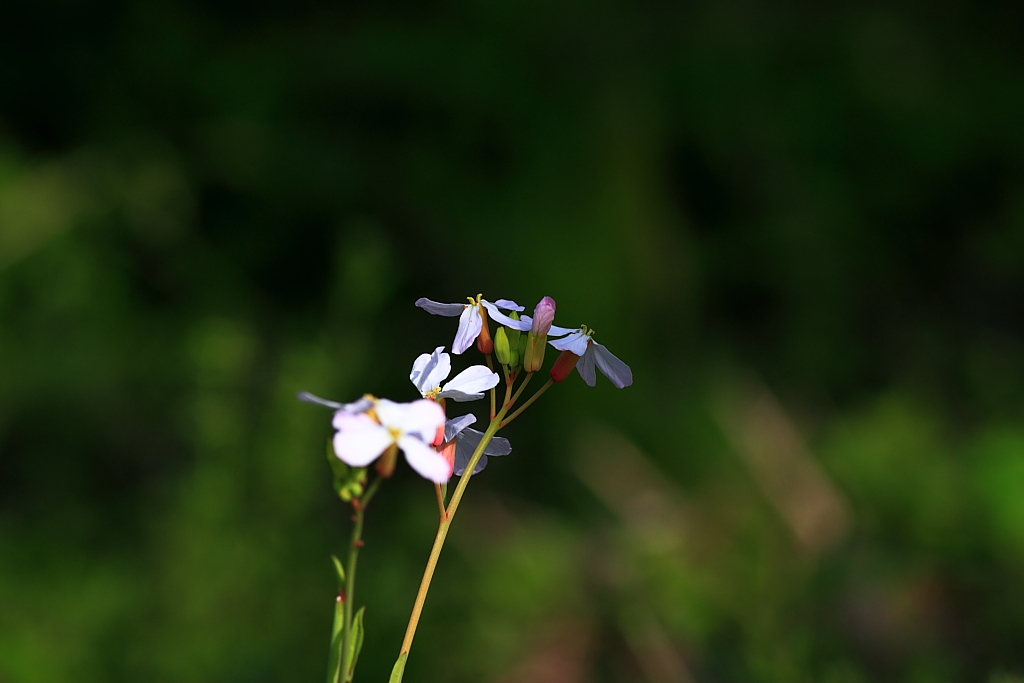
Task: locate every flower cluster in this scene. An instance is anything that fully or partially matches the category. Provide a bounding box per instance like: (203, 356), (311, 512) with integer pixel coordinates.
(301, 292), (635, 683)
(301, 293), (631, 486)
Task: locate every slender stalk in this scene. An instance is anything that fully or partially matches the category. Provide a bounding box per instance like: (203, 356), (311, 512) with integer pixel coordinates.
(500, 378), (554, 428)
(433, 483), (446, 519)
(502, 364), (514, 407)
(337, 477), (381, 682)
(485, 354), (496, 419)
(397, 408), (507, 664)
(505, 371), (534, 409)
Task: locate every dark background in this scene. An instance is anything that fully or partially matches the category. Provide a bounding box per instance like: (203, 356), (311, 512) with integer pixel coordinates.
(3, 2), (1024, 681)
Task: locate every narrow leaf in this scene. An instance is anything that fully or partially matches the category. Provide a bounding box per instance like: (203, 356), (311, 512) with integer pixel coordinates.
(389, 653), (409, 683)
(326, 595), (345, 683)
(330, 554), (345, 588)
(344, 606), (366, 682)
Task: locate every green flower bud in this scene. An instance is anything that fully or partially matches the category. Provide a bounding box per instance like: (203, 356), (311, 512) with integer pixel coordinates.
(495, 327), (511, 364)
(523, 332), (547, 373)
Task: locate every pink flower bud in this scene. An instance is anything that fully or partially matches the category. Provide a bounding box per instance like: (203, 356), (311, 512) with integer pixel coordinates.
(530, 297), (556, 336)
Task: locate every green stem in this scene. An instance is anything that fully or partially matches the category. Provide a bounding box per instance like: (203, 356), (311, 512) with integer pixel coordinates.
(500, 378), (554, 428)
(336, 477), (381, 683)
(505, 371), (534, 409)
(397, 406), (507, 667)
(485, 354), (497, 419)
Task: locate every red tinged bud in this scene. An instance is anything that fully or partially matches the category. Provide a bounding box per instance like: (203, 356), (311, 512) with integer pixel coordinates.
(550, 350), (580, 382)
(432, 424), (446, 447)
(476, 309), (494, 354)
(376, 443), (399, 478)
(531, 296), (556, 336)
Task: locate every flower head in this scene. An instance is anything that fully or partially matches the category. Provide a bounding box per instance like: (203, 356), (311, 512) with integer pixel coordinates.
(548, 326), (633, 388)
(410, 346), (499, 401)
(332, 398), (450, 482)
(416, 295), (526, 355)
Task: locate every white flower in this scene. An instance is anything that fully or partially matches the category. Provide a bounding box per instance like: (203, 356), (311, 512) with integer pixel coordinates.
(410, 346), (499, 401)
(332, 398), (450, 483)
(549, 327), (633, 388)
(415, 295), (528, 354)
(443, 414), (512, 476)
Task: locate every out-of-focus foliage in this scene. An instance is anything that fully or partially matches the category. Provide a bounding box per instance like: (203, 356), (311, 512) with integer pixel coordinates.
(2, 1), (1023, 681)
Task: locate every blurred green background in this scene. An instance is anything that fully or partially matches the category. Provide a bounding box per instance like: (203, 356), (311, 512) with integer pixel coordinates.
(2, 1), (1024, 681)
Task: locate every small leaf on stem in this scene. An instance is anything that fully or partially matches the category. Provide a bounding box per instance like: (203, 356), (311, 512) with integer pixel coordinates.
(389, 653), (408, 683)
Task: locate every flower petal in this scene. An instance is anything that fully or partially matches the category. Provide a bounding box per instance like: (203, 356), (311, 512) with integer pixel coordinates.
(575, 346), (598, 386)
(438, 365), (500, 401)
(454, 452), (488, 477)
(298, 391), (347, 409)
(548, 324), (576, 337)
(483, 434), (512, 456)
(549, 330), (590, 355)
(452, 428), (513, 475)
(410, 346), (451, 395)
(591, 342), (633, 388)
(415, 298), (465, 317)
(492, 299), (525, 312)
(452, 305), (483, 354)
(333, 414), (393, 466)
(301, 391), (374, 415)
(399, 435), (452, 483)
(453, 428), (488, 475)
(376, 398), (446, 441)
(444, 414), (477, 442)
(480, 300), (532, 331)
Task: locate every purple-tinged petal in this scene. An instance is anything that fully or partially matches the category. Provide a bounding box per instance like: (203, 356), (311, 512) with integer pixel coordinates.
(453, 305), (483, 354)
(399, 435), (451, 483)
(410, 346), (451, 395)
(547, 324), (576, 337)
(575, 347), (598, 386)
(300, 391), (374, 415)
(452, 428), (513, 475)
(483, 434), (512, 456)
(415, 298), (465, 317)
(480, 301), (532, 331)
(492, 299), (525, 312)
(591, 342), (633, 388)
(444, 414), (477, 442)
(298, 391), (346, 409)
(549, 330), (590, 355)
(333, 414), (392, 466)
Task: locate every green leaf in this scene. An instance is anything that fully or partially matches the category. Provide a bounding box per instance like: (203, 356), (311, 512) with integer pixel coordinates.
(330, 554), (345, 589)
(326, 594), (345, 683)
(388, 653), (408, 683)
(344, 606), (366, 682)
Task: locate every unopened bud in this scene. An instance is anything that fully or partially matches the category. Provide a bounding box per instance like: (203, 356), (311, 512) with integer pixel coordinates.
(523, 333), (546, 373)
(494, 327), (511, 364)
(476, 310), (493, 355)
(506, 313), (523, 368)
(376, 443), (399, 478)
(531, 296), (556, 336)
(515, 330), (528, 369)
(550, 350), (580, 382)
